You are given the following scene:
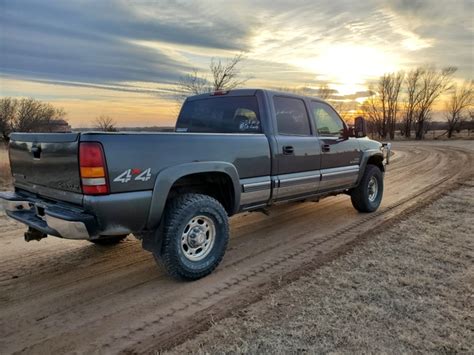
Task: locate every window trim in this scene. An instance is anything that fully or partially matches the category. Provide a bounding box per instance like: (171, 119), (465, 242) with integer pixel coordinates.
(310, 100), (346, 137)
(273, 95), (313, 137)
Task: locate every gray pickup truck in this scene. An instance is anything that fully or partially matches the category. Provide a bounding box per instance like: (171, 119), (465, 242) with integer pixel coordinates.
(1, 89), (390, 280)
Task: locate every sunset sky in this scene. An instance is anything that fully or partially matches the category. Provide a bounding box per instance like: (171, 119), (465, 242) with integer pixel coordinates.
(1, 0), (473, 127)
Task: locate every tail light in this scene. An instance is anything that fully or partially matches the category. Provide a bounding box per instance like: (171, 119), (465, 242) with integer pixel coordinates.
(79, 142), (109, 195)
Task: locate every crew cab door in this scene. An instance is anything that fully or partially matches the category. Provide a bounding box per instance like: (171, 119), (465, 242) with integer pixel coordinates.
(310, 101), (361, 191)
(272, 96), (321, 200)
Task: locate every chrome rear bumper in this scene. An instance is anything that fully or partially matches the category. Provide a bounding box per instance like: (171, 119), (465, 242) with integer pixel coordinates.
(0, 191), (93, 239)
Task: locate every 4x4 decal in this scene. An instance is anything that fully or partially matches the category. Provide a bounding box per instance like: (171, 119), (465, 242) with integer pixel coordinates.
(113, 168), (152, 183)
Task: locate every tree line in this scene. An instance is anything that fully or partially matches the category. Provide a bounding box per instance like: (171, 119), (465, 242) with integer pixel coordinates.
(2, 59), (472, 140)
(361, 67), (473, 140)
(0, 97), (122, 138)
(177, 57), (473, 140)
(0, 97), (68, 141)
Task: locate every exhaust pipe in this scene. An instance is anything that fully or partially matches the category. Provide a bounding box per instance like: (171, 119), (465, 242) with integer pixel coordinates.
(24, 227), (47, 242)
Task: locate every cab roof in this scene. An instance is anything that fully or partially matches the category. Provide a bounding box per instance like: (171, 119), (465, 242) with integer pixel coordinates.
(186, 88), (328, 104)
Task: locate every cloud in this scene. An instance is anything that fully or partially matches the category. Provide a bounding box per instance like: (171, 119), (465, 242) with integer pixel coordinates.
(0, 0), (472, 126)
(2, 0), (472, 88)
(380, 0), (473, 75)
(0, 0), (256, 86)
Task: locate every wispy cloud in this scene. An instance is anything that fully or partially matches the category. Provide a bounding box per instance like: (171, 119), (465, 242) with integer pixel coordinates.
(0, 0), (472, 126)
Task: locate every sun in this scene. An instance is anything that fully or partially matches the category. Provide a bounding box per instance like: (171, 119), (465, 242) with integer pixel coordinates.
(293, 44), (400, 95)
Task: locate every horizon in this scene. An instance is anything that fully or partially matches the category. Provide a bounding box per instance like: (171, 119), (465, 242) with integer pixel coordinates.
(1, 0), (473, 127)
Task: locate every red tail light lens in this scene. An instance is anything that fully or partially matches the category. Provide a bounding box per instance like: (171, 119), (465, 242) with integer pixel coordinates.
(79, 142), (109, 195)
(82, 184), (109, 195)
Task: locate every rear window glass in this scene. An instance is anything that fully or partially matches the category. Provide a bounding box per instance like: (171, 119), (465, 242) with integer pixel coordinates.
(176, 96), (261, 133)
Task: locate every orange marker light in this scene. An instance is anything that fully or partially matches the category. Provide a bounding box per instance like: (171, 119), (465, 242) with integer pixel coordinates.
(80, 167), (105, 178)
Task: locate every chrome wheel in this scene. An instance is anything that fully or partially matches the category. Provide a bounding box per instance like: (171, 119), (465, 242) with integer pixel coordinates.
(181, 215), (216, 261)
(368, 176), (378, 202)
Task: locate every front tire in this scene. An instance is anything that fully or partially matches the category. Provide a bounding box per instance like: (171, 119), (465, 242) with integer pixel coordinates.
(156, 193), (229, 281)
(351, 164), (384, 212)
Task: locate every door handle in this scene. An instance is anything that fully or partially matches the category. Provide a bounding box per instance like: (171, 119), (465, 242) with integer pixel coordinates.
(31, 145), (42, 159)
(322, 144), (330, 152)
(282, 145), (294, 155)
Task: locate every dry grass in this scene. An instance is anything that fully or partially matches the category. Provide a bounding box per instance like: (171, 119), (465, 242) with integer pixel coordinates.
(169, 185), (474, 354)
(368, 129), (474, 141)
(0, 144), (12, 190)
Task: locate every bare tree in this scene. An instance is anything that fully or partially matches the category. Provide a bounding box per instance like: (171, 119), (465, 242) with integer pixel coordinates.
(1, 98), (67, 139)
(317, 83), (333, 100)
(0, 97), (18, 141)
(14, 98), (46, 132)
(175, 54), (248, 103)
(175, 70), (211, 103)
(445, 80), (473, 138)
(331, 101), (353, 121)
(468, 110), (474, 136)
(361, 92), (384, 137)
(414, 67), (457, 139)
(385, 72), (404, 139)
(360, 71), (404, 139)
(210, 54), (248, 91)
(401, 67), (457, 139)
(94, 115), (117, 132)
(402, 68), (423, 138)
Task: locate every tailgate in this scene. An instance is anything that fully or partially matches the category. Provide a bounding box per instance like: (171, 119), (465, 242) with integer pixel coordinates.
(9, 133), (82, 201)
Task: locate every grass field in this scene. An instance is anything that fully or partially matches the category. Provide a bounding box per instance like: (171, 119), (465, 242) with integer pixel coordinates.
(169, 185), (474, 354)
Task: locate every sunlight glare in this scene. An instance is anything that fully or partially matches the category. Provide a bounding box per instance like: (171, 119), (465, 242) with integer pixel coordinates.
(293, 44), (399, 95)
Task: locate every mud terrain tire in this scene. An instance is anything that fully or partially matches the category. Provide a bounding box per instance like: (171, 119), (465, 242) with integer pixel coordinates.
(156, 193), (229, 280)
(351, 164), (383, 212)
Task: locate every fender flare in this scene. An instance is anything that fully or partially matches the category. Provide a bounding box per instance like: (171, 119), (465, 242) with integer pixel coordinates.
(356, 150), (384, 185)
(146, 161), (241, 229)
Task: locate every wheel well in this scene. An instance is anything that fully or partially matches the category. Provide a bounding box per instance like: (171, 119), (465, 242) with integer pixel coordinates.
(168, 172), (235, 215)
(367, 155), (384, 172)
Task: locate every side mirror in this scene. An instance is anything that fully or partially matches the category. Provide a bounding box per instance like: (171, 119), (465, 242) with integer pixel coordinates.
(342, 126), (354, 140)
(354, 116), (367, 138)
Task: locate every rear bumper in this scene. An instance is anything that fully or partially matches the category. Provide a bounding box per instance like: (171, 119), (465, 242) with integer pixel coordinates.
(0, 189), (153, 240)
(1, 191), (95, 239)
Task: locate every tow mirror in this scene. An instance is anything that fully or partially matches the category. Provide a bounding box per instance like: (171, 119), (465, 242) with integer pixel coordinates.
(354, 116), (367, 137)
(342, 126), (354, 140)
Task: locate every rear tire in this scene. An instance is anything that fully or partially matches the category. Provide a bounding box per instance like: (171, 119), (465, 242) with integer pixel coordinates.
(351, 164), (383, 212)
(155, 193), (229, 281)
(90, 235), (127, 245)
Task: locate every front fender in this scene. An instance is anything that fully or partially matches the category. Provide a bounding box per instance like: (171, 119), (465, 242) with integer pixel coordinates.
(356, 150), (384, 185)
(146, 161), (241, 229)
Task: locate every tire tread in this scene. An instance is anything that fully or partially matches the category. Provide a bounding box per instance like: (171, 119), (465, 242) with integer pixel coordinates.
(158, 193), (229, 280)
(351, 164), (383, 212)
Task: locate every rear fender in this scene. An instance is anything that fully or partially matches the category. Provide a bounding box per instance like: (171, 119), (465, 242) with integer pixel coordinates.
(146, 161), (240, 230)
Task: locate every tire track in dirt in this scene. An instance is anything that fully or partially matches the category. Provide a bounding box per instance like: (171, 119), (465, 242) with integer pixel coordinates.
(0, 142), (472, 354)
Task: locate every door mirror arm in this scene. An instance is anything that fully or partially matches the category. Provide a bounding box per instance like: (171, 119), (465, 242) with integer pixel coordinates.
(341, 126), (354, 140)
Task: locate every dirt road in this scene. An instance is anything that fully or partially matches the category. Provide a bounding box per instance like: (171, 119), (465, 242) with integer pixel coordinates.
(0, 141), (473, 354)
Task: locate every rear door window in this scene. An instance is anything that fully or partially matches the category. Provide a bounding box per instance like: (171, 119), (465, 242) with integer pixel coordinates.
(273, 97), (311, 136)
(176, 96), (261, 133)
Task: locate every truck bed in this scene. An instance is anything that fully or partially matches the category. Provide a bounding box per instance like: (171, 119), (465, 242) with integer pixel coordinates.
(8, 131), (271, 203)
